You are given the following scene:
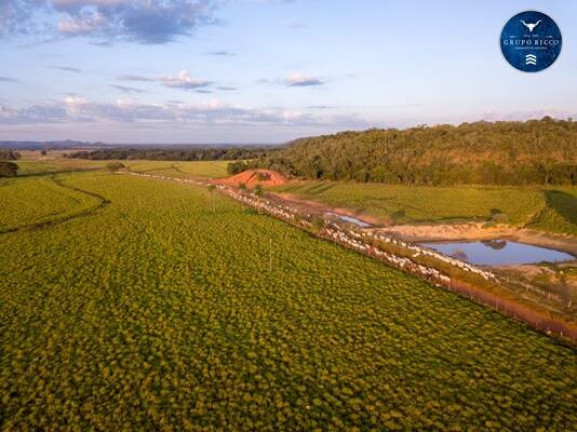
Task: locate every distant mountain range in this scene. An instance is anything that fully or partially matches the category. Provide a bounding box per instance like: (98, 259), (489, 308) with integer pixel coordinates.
(0, 140), (273, 150)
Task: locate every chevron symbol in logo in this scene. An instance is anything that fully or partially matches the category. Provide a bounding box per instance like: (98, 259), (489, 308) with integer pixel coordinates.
(525, 54), (537, 65)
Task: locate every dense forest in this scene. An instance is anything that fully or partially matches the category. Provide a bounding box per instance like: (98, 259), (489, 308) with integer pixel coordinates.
(68, 147), (270, 161)
(248, 117), (577, 186)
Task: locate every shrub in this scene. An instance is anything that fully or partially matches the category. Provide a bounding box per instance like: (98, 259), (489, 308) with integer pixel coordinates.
(0, 161), (19, 177)
(256, 172), (271, 182)
(106, 162), (126, 173)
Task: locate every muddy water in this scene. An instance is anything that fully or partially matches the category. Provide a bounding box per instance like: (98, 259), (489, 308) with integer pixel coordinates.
(325, 212), (371, 228)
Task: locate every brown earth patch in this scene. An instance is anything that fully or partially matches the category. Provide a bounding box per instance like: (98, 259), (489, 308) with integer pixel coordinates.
(215, 170), (287, 188)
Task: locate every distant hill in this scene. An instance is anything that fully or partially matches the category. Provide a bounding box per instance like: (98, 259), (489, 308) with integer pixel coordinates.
(0, 141), (272, 151)
(256, 117), (577, 186)
(0, 140), (98, 150)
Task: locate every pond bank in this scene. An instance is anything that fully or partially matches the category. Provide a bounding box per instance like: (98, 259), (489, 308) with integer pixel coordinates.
(420, 240), (575, 266)
(374, 221), (577, 257)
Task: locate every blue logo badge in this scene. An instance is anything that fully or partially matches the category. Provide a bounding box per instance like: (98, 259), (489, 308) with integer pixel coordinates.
(500, 11), (562, 72)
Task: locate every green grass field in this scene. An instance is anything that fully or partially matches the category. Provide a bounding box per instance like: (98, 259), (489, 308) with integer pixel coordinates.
(125, 160), (229, 178)
(527, 188), (577, 236)
(14, 160), (110, 176)
(272, 181), (577, 234)
(0, 176), (102, 233)
(12, 159), (229, 179)
(1, 171), (576, 430)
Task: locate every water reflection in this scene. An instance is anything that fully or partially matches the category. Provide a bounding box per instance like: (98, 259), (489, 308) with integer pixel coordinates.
(325, 212), (371, 228)
(421, 240), (575, 266)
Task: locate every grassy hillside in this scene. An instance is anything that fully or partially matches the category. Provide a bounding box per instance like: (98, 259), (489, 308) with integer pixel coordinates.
(528, 188), (577, 236)
(256, 118), (577, 186)
(1, 172), (576, 430)
(273, 181), (577, 235)
(273, 182), (546, 225)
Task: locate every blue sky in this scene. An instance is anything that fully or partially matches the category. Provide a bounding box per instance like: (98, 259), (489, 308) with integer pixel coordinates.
(0, 0), (576, 143)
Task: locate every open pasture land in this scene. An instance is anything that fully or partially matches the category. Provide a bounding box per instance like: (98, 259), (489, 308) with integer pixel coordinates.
(14, 160), (110, 176)
(125, 160), (230, 179)
(272, 181), (577, 235)
(528, 188), (577, 236)
(0, 176), (102, 233)
(1, 173), (577, 430)
(11, 159), (229, 179)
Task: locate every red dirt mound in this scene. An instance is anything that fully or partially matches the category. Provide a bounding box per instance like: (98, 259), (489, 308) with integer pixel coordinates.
(216, 169), (287, 188)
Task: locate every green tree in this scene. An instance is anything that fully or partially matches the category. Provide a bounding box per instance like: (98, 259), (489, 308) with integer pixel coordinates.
(0, 161), (18, 177)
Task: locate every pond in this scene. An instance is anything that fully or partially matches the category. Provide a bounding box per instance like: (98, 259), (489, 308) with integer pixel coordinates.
(325, 212), (371, 228)
(420, 240), (575, 266)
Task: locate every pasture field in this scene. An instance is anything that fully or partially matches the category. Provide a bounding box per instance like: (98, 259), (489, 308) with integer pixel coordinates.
(0, 176), (102, 233)
(11, 159), (229, 179)
(1, 172), (577, 430)
(14, 160), (109, 176)
(527, 188), (577, 236)
(125, 160), (229, 178)
(272, 181), (577, 234)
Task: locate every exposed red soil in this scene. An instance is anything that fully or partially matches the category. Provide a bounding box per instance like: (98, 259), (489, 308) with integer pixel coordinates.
(216, 169), (287, 188)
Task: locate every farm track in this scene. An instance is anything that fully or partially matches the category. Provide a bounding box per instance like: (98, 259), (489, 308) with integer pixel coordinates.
(0, 175), (110, 235)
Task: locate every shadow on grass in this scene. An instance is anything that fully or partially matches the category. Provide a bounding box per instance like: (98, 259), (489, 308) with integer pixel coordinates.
(17, 168), (102, 178)
(545, 190), (577, 226)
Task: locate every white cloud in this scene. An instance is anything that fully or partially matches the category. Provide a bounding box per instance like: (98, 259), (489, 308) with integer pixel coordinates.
(284, 73), (324, 87)
(0, 97), (371, 135)
(1, 0), (219, 44)
(158, 70), (212, 90)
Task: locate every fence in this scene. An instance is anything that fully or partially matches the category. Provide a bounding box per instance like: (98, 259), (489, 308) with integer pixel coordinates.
(124, 172), (577, 346)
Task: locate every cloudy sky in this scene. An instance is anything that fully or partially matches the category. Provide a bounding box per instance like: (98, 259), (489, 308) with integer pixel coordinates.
(1, 0), (576, 144)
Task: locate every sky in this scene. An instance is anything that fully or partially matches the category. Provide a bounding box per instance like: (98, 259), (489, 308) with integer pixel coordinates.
(0, 0), (576, 144)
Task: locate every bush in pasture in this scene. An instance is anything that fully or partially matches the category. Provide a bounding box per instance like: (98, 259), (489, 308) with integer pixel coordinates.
(256, 172), (271, 182)
(105, 162), (126, 172)
(0, 161), (19, 177)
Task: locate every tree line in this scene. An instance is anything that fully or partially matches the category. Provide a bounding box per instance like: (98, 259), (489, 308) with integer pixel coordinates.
(253, 117), (577, 186)
(0, 150), (21, 161)
(67, 147), (270, 161)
